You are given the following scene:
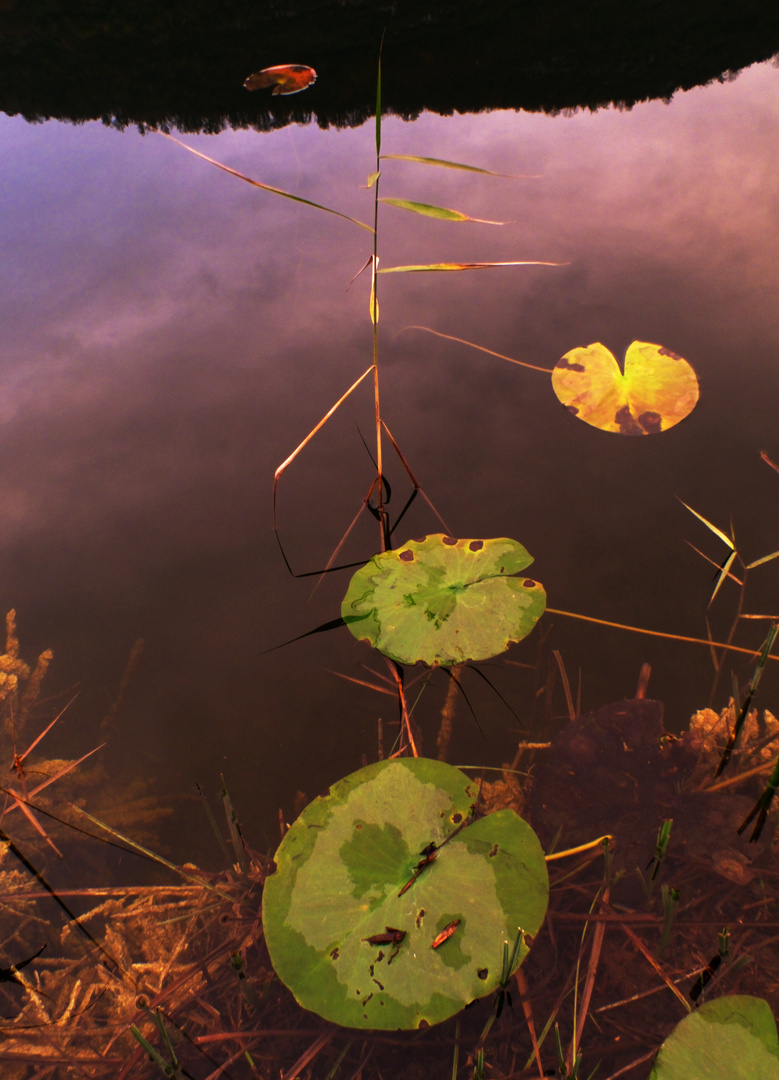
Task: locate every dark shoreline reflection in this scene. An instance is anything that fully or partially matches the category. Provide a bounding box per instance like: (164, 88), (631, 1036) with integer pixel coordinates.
(1, 63), (779, 865)
(1, 0), (778, 132)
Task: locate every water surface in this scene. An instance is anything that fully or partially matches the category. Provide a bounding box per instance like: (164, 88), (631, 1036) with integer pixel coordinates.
(2, 60), (779, 861)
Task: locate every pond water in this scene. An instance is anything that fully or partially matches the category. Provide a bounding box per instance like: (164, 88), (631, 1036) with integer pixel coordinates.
(2, 58), (779, 867)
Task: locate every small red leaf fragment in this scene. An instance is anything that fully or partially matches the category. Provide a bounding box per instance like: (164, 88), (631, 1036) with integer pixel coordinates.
(243, 64), (317, 95)
(431, 919), (461, 949)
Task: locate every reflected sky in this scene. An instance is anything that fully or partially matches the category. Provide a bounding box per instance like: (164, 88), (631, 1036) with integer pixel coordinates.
(2, 61), (779, 863)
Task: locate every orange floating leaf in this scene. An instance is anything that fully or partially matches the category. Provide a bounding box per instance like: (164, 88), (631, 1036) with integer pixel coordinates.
(551, 341), (699, 435)
(243, 64), (317, 95)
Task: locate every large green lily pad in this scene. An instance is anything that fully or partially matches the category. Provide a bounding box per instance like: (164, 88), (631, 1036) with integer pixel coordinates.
(341, 535), (546, 665)
(650, 996), (779, 1080)
(262, 758), (549, 1030)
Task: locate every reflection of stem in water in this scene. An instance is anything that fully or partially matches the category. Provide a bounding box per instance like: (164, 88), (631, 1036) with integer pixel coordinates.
(437, 664), (462, 761)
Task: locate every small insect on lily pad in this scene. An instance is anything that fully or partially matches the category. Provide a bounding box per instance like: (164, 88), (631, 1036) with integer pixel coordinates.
(341, 535), (546, 666)
(243, 64), (317, 95)
(551, 340), (699, 435)
(649, 995), (779, 1080)
(262, 757), (549, 1030)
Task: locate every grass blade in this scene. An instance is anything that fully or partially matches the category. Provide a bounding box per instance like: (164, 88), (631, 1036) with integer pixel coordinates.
(378, 197), (506, 223)
(685, 539), (743, 585)
(370, 255), (379, 324)
(545, 606), (779, 662)
(273, 364), (373, 527)
(709, 548), (737, 607)
(380, 153), (540, 178)
(397, 325), (553, 373)
(156, 131), (374, 233)
(678, 499), (735, 549)
(379, 260), (565, 273)
(746, 548), (779, 570)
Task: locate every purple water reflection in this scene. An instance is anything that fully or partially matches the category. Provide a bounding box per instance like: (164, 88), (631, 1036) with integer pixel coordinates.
(1, 61), (779, 862)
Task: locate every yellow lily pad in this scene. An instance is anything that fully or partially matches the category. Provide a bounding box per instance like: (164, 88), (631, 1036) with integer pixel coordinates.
(551, 341), (699, 436)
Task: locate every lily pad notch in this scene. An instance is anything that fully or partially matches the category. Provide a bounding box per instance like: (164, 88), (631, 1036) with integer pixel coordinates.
(552, 340), (699, 436)
(341, 534), (546, 666)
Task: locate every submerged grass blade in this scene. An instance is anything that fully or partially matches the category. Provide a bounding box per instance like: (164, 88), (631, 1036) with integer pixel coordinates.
(196, 784), (234, 868)
(16, 691), (79, 765)
(130, 1025), (179, 1078)
(0, 821), (125, 975)
(2, 743), (106, 817)
(5, 790), (63, 858)
(380, 153), (540, 178)
(222, 777), (250, 875)
(379, 260), (565, 272)
(69, 805), (234, 899)
(552, 650), (576, 722)
(157, 131), (374, 233)
(378, 197), (506, 224)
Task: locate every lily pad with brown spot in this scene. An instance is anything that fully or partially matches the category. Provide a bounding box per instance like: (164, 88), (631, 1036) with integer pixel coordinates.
(341, 535), (546, 666)
(551, 340), (699, 435)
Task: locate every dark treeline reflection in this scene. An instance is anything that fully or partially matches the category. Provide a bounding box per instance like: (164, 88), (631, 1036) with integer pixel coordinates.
(1, 0), (778, 132)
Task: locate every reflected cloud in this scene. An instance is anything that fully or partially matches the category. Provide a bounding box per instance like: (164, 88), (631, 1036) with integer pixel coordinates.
(0, 62), (778, 847)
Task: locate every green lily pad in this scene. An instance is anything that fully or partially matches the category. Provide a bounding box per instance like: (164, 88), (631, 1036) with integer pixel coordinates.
(650, 996), (779, 1080)
(262, 758), (549, 1030)
(341, 535), (546, 665)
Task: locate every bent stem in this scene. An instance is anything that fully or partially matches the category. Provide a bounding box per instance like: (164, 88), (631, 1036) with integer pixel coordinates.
(371, 50), (388, 552)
